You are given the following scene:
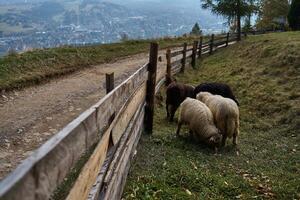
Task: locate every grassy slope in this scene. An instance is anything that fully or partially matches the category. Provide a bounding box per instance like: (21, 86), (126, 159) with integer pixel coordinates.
(123, 32), (300, 199)
(0, 37), (199, 91)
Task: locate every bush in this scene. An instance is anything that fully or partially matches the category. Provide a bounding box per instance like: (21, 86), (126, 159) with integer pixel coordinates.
(288, 0), (300, 30)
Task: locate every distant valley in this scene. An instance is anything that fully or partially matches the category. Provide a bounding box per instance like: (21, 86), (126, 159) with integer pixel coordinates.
(0, 0), (226, 56)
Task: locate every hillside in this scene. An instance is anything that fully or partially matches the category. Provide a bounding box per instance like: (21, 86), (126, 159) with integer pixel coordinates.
(0, 37), (198, 91)
(0, 0), (225, 56)
(123, 32), (300, 199)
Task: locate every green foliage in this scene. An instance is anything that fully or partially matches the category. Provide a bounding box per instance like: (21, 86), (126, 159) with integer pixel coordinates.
(242, 17), (253, 32)
(201, 0), (257, 22)
(201, 0), (258, 40)
(124, 32), (300, 199)
(256, 0), (289, 30)
(288, 0), (300, 30)
(190, 23), (202, 35)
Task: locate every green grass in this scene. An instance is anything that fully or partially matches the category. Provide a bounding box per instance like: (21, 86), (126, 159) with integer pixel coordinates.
(0, 36), (200, 91)
(123, 32), (300, 199)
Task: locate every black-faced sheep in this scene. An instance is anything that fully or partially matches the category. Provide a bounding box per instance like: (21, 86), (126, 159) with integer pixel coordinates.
(196, 92), (240, 146)
(176, 98), (222, 149)
(194, 82), (239, 106)
(166, 82), (194, 122)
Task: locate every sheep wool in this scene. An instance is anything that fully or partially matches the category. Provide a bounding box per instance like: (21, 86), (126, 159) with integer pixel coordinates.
(197, 92), (240, 146)
(176, 98), (221, 147)
(193, 82), (239, 106)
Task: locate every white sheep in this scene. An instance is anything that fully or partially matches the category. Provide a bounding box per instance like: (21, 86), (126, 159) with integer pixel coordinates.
(196, 92), (240, 146)
(176, 97), (222, 149)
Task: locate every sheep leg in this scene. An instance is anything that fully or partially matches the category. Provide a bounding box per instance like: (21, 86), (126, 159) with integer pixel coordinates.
(221, 135), (227, 147)
(176, 122), (182, 137)
(166, 104), (170, 119)
(189, 130), (193, 138)
(233, 120), (239, 145)
(170, 105), (177, 122)
(233, 133), (238, 146)
(214, 146), (218, 154)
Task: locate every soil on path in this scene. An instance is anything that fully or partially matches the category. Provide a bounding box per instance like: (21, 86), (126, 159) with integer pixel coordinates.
(0, 49), (174, 180)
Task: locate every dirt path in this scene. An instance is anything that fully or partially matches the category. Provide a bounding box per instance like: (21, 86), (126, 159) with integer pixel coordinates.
(0, 48), (180, 180)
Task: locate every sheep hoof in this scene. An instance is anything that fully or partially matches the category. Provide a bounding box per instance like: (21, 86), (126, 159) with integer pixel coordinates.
(214, 147), (218, 154)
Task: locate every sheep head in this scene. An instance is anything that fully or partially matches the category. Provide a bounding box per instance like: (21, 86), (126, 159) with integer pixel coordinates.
(207, 134), (222, 147)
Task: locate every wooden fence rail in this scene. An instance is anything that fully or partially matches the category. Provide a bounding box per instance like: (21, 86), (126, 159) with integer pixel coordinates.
(0, 31), (243, 200)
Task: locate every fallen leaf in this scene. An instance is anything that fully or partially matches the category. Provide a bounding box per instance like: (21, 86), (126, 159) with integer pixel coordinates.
(190, 161), (198, 170)
(185, 189), (192, 196)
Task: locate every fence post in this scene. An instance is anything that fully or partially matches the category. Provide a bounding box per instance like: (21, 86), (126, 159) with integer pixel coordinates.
(209, 34), (214, 55)
(191, 40), (198, 68)
(165, 49), (171, 85)
(105, 73), (114, 94)
(226, 32), (229, 47)
(181, 43), (187, 73)
(144, 42), (158, 134)
(198, 37), (203, 58)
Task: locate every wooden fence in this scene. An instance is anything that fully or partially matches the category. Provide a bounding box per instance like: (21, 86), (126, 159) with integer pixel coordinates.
(0, 32), (239, 200)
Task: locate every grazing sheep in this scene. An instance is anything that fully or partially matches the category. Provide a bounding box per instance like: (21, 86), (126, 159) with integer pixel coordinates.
(196, 92), (240, 146)
(165, 74), (176, 86)
(194, 82), (239, 106)
(176, 98), (222, 149)
(166, 82), (194, 122)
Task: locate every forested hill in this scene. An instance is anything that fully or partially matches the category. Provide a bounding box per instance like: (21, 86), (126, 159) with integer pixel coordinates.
(0, 0), (225, 55)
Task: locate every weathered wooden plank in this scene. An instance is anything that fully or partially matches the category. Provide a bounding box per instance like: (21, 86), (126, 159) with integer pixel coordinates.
(181, 43), (187, 73)
(144, 43), (158, 134)
(171, 59), (182, 68)
(67, 81), (146, 200)
(209, 34), (215, 55)
(105, 73), (114, 94)
(165, 49), (172, 86)
(171, 65), (182, 75)
(198, 37), (203, 58)
(202, 41), (210, 47)
(94, 63), (148, 137)
(87, 144), (117, 200)
(192, 41), (198, 68)
(214, 40), (226, 47)
(0, 106), (98, 200)
(225, 32), (230, 47)
(88, 102), (144, 200)
(0, 62), (148, 200)
(66, 127), (110, 200)
(170, 50), (183, 57)
(111, 82), (146, 144)
(102, 109), (144, 200)
(186, 47), (193, 52)
(156, 64), (166, 86)
(155, 77), (166, 94)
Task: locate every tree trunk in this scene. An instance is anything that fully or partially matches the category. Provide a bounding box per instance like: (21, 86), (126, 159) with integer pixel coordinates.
(237, 0), (241, 41)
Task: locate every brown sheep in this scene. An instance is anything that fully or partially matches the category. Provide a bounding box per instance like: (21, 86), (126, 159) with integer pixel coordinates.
(166, 82), (194, 122)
